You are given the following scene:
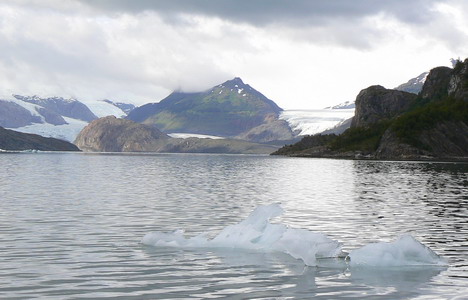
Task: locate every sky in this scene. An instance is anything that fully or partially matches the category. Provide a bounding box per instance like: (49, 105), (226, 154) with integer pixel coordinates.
(0, 0), (467, 109)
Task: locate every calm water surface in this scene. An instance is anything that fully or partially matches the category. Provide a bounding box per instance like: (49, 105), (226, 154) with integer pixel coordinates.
(0, 153), (467, 299)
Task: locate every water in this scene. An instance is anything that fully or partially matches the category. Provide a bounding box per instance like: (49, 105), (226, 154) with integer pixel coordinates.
(0, 153), (467, 299)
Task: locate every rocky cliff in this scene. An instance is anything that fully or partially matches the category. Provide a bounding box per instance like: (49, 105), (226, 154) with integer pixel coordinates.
(351, 85), (417, 128)
(273, 58), (468, 161)
(0, 126), (79, 151)
(75, 116), (278, 154)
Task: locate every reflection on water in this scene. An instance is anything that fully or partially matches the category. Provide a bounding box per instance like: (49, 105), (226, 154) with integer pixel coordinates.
(0, 153), (467, 299)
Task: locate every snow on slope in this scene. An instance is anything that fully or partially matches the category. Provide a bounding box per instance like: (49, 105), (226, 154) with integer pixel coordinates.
(5, 97), (45, 119)
(84, 100), (126, 118)
(280, 109), (355, 136)
(12, 117), (88, 142)
(3, 96), (90, 142)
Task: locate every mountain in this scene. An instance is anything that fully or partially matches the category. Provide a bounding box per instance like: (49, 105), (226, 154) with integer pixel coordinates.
(0, 96), (135, 142)
(75, 116), (278, 154)
(0, 126), (79, 151)
(13, 95), (98, 122)
(272, 58), (468, 160)
(102, 100), (135, 114)
(324, 101), (355, 109)
(126, 77), (293, 142)
(395, 72), (429, 94)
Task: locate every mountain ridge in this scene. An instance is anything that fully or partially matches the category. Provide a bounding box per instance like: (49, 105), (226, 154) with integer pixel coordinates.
(126, 77), (292, 142)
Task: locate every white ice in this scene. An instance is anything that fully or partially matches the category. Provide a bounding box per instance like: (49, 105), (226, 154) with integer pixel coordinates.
(347, 234), (447, 267)
(142, 204), (343, 266)
(279, 109), (355, 136)
(142, 204), (447, 268)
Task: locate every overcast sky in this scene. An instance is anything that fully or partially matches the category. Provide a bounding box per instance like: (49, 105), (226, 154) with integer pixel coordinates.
(0, 0), (466, 109)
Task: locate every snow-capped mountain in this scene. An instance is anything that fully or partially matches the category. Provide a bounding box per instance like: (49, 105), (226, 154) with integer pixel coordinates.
(324, 101), (355, 109)
(1, 95), (132, 142)
(395, 72), (429, 94)
(13, 95), (98, 122)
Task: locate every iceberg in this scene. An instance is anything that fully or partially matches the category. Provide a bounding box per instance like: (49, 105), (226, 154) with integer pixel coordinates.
(142, 204), (344, 266)
(142, 204), (446, 268)
(347, 234), (447, 267)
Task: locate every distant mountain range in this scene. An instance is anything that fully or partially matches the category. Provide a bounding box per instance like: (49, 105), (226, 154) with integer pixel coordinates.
(0, 96), (132, 142)
(1, 68), (451, 153)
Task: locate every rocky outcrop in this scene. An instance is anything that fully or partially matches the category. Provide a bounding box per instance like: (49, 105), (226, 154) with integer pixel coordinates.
(351, 85), (417, 128)
(0, 126), (79, 151)
(75, 116), (278, 154)
(420, 67), (452, 100)
(448, 59), (468, 101)
(74, 116), (170, 152)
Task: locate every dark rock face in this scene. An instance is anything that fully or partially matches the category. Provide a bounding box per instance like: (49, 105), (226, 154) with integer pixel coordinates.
(75, 116), (278, 154)
(0, 126), (79, 151)
(420, 67), (452, 100)
(351, 85), (417, 128)
(0, 101), (41, 128)
(376, 121), (468, 160)
(448, 59), (468, 101)
(14, 95), (98, 122)
(126, 77), (290, 142)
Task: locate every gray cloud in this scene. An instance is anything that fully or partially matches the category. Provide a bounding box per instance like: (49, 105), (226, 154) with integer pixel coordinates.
(78, 0), (446, 26)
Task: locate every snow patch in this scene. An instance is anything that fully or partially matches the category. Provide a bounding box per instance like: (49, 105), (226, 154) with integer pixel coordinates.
(168, 133), (225, 140)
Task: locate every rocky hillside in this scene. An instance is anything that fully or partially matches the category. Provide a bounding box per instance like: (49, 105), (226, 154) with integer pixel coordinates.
(0, 127), (79, 151)
(75, 116), (278, 154)
(127, 78), (295, 143)
(273, 58), (468, 161)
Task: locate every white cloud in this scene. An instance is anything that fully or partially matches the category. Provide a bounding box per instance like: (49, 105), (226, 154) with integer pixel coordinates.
(0, 0), (466, 108)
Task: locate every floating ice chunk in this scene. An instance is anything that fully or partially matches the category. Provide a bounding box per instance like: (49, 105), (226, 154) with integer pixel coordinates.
(347, 234), (447, 267)
(142, 204), (343, 266)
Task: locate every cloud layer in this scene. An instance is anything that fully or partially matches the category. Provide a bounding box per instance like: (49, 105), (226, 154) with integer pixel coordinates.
(0, 0), (466, 108)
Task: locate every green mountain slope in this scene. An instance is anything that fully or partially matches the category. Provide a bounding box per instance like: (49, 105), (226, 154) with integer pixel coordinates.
(127, 78), (285, 137)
